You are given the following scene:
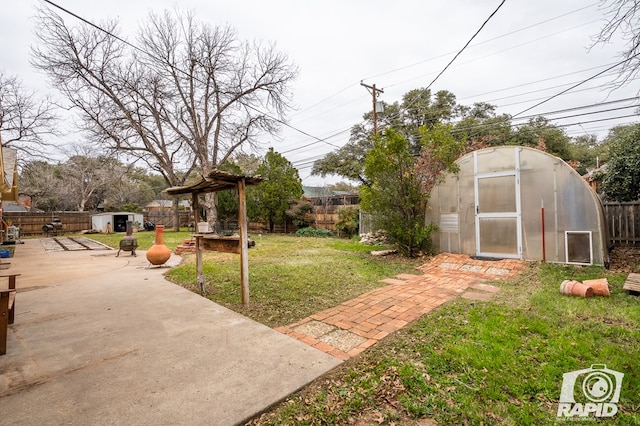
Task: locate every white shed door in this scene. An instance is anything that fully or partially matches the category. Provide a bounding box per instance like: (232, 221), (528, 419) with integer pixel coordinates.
(474, 151), (522, 259)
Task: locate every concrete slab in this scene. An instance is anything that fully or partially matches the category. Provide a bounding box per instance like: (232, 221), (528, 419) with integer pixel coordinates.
(461, 291), (494, 301)
(470, 283), (501, 293)
(0, 239), (341, 425)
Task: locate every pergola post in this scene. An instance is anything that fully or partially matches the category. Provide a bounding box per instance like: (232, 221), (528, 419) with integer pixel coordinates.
(238, 178), (249, 305)
(192, 193), (204, 294)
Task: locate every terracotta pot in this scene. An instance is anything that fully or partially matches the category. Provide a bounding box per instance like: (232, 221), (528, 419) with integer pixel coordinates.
(146, 225), (172, 265)
(560, 280), (594, 298)
(582, 278), (611, 297)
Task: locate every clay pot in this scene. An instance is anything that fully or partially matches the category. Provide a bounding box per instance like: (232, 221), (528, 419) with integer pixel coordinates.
(146, 225), (172, 265)
(582, 278), (611, 297)
(560, 280), (594, 298)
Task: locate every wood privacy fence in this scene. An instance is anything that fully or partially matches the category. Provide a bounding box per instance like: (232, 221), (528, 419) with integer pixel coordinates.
(3, 211), (291, 236)
(9, 202), (637, 245)
(145, 211), (192, 228)
(3, 211), (192, 236)
(3, 212), (92, 236)
(602, 201), (640, 246)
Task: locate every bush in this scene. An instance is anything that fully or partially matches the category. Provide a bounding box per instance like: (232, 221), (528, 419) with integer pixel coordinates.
(287, 200), (314, 228)
(360, 129), (435, 257)
(335, 207), (359, 238)
(295, 227), (334, 238)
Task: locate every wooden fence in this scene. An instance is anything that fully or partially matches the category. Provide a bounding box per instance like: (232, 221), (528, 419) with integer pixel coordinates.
(602, 202), (640, 246)
(6, 203), (639, 246)
(3, 212), (92, 236)
(3, 211), (192, 236)
(145, 211), (192, 228)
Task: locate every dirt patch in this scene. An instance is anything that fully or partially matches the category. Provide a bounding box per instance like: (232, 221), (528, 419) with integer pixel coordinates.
(293, 320), (335, 338)
(608, 246), (640, 273)
(318, 329), (368, 353)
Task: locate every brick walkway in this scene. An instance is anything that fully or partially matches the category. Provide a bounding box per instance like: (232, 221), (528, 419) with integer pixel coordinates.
(275, 253), (527, 361)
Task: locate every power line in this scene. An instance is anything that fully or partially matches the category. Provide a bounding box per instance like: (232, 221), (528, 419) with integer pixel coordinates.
(512, 53), (640, 118)
(460, 63), (620, 101)
(449, 97), (639, 135)
(564, 120), (639, 135)
(280, 126), (352, 155)
(289, 93), (368, 126)
(481, 72), (619, 104)
(288, 85), (639, 168)
(358, 0), (508, 135)
(552, 113), (640, 129)
(284, 97), (640, 171)
(291, 95), (639, 166)
(386, 19), (602, 92)
(362, 3), (597, 83)
(288, 83), (360, 120)
(426, 0), (506, 90)
(496, 84), (627, 108)
(43, 0), (142, 57)
(292, 112), (640, 171)
(301, 7), (602, 140)
(513, 97), (640, 120)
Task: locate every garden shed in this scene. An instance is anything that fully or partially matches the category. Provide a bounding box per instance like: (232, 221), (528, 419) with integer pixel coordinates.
(92, 212), (144, 233)
(426, 146), (609, 266)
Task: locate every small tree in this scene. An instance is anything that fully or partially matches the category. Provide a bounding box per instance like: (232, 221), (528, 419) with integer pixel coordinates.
(360, 129), (434, 257)
(601, 124), (640, 201)
(335, 207), (359, 238)
(286, 199), (313, 229)
(250, 148), (303, 232)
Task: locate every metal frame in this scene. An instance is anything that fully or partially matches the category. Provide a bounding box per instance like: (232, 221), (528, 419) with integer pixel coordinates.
(473, 148), (523, 259)
(565, 230), (593, 266)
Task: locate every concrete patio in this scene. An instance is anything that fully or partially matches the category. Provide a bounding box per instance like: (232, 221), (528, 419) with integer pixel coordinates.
(0, 238), (341, 425)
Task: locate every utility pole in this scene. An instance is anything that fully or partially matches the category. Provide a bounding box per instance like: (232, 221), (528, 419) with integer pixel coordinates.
(360, 81), (384, 135)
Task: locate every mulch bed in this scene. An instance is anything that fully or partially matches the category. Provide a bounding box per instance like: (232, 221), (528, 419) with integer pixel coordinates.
(608, 246), (640, 273)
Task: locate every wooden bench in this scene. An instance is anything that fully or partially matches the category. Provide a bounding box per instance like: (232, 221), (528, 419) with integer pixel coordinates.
(0, 274), (20, 355)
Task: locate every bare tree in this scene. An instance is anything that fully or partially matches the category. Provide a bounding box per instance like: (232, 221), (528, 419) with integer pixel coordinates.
(19, 160), (62, 211)
(595, 0), (640, 86)
(31, 6), (297, 229)
(0, 73), (57, 159)
(102, 165), (156, 212)
(59, 155), (112, 211)
(20, 153), (157, 212)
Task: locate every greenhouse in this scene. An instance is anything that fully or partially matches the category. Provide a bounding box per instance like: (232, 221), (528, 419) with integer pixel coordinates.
(426, 146), (609, 266)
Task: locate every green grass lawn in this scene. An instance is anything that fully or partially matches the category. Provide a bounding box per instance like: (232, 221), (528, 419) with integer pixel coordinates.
(81, 228), (193, 251)
(83, 232), (640, 424)
(246, 264), (640, 425)
(246, 262), (640, 425)
(164, 234), (422, 327)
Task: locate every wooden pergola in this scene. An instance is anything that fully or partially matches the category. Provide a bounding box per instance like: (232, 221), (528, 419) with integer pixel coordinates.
(165, 170), (263, 305)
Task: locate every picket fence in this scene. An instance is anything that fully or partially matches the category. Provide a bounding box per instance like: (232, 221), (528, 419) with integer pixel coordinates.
(602, 201), (640, 246)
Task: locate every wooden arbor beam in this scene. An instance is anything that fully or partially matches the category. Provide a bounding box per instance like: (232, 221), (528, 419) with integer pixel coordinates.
(166, 170), (263, 305)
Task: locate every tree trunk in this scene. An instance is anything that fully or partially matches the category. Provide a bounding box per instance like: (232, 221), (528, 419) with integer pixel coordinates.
(203, 192), (219, 233)
(172, 195), (180, 232)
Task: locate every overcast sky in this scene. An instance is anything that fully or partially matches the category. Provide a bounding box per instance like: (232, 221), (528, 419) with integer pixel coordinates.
(1, 0), (639, 185)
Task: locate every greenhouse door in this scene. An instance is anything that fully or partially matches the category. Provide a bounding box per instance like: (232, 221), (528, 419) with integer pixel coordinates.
(474, 170), (522, 259)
